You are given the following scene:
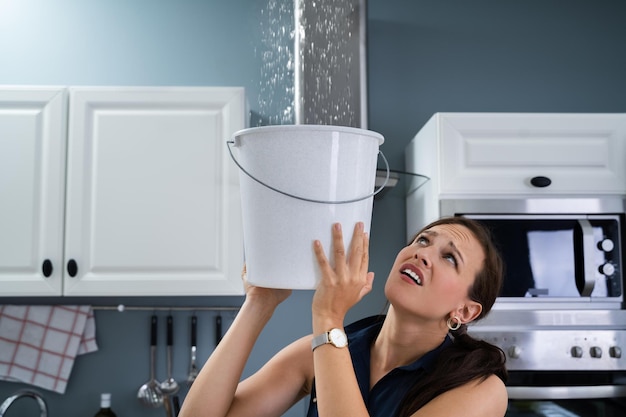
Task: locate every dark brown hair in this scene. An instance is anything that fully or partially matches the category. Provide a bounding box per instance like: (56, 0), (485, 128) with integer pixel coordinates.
(397, 216), (507, 417)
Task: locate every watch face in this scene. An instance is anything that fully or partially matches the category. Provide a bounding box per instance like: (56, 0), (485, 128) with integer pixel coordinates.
(329, 328), (348, 348)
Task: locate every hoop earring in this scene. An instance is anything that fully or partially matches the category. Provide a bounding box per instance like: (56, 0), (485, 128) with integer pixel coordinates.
(447, 316), (462, 331)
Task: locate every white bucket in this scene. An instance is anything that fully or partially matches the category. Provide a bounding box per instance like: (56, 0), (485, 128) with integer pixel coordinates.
(230, 125), (385, 289)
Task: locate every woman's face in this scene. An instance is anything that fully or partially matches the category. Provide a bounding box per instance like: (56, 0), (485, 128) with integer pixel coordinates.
(384, 223), (485, 324)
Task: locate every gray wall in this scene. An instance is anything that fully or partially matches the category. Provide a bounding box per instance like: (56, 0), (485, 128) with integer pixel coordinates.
(1, 0), (626, 416)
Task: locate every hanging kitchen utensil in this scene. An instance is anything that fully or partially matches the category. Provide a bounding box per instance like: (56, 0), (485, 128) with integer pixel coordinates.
(163, 396), (174, 417)
(215, 314), (222, 346)
(186, 314), (199, 385)
(172, 395), (181, 417)
(137, 315), (164, 407)
(160, 314), (179, 395)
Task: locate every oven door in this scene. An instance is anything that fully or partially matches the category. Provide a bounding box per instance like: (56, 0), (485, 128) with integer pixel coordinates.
(505, 370), (626, 416)
(507, 398), (626, 417)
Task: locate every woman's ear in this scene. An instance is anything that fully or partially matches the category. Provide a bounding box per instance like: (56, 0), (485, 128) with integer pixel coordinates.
(456, 301), (482, 324)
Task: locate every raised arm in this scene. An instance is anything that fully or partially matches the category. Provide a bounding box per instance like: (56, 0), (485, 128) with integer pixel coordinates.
(179, 281), (304, 417)
(310, 222), (375, 417)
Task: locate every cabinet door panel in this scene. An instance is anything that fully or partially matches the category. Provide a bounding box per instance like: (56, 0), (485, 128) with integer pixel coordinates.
(0, 87), (67, 295)
(436, 113), (626, 195)
(64, 87), (245, 296)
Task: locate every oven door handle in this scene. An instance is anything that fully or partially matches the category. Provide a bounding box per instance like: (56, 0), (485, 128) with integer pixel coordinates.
(576, 219), (596, 297)
(508, 385), (626, 399)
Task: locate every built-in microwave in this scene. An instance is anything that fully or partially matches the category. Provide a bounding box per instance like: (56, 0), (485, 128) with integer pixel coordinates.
(465, 213), (623, 306)
(438, 198), (626, 311)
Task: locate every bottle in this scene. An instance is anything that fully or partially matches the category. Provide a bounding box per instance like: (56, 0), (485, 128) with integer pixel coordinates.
(93, 393), (117, 417)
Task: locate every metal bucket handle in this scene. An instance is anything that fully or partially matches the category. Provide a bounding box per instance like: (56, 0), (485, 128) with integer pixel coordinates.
(226, 140), (390, 204)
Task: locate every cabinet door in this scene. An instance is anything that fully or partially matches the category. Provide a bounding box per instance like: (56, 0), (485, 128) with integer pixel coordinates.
(435, 113), (626, 195)
(0, 86), (67, 295)
(64, 87), (245, 296)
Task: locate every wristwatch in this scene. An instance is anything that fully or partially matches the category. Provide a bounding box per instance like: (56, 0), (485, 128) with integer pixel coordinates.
(311, 328), (348, 351)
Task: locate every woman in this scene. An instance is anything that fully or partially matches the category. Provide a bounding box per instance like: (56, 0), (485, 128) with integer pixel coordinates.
(179, 216), (508, 417)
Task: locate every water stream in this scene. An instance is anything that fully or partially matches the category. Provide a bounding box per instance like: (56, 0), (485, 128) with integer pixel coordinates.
(257, 0), (364, 127)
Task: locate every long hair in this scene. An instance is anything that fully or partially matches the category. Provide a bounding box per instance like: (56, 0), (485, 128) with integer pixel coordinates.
(397, 216), (507, 416)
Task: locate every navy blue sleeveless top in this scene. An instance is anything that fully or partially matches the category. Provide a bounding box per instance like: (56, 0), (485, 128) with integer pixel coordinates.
(306, 316), (452, 417)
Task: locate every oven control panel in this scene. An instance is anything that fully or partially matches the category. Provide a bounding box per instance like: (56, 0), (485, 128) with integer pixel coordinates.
(470, 329), (626, 371)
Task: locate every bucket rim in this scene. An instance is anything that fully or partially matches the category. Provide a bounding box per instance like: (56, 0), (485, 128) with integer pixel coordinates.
(232, 124), (384, 145)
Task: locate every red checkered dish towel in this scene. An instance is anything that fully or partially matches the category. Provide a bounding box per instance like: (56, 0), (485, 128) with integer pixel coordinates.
(0, 305), (98, 394)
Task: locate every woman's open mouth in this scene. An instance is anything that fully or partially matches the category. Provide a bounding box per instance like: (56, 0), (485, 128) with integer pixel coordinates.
(401, 267), (422, 286)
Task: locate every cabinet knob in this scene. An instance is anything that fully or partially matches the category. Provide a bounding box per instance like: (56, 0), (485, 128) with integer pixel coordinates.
(530, 176), (552, 188)
(42, 259), (53, 278)
(67, 259), (78, 277)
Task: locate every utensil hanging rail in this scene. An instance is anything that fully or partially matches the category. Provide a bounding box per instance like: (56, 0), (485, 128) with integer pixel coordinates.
(92, 304), (239, 313)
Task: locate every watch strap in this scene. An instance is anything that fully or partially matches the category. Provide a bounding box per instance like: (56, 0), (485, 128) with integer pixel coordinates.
(311, 332), (330, 351)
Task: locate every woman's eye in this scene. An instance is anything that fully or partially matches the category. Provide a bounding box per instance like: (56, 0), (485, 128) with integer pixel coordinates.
(415, 236), (428, 245)
(443, 253), (457, 266)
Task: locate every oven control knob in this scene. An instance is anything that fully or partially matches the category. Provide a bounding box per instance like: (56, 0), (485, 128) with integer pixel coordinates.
(508, 346), (522, 359)
(599, 263), (616, 277)
(590, 346), (603, 358)
(571, 346), (583, 358)
(598, 239), (615, 252)
(609, 346), (622, 358)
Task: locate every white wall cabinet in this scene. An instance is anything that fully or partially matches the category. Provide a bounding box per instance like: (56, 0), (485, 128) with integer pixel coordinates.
(405, 112), (626, 237)
(407, 113), (626, 197)
(0, 86), (245, 296)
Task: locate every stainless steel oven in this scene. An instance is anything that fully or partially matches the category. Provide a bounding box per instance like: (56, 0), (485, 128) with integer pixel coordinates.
(439, 197), (626, 416)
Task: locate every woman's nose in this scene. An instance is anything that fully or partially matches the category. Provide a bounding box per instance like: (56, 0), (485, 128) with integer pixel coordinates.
(414, 250), (431, 267)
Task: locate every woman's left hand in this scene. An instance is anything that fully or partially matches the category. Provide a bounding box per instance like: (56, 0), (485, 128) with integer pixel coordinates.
(312, 222), (375, 325)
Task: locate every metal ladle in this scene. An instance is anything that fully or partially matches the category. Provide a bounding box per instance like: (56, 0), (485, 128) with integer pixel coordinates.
(187, 315), (199, 385)
(137, 315), (164, 408)
(160, 314), (180, 396)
